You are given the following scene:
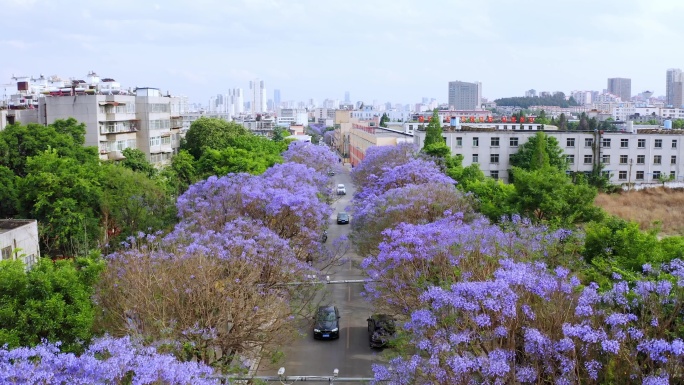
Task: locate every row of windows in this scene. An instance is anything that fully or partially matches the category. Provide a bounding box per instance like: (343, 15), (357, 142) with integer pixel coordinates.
(617, 170), (675, 181)
(455, 137), (679, 149)
(566, 137), (678, 149)
(469, 152), (678, 167)
(565, 154), (677, 165)
(149, 120), (171, 130)
(488, 170), (676, 181)
(456, 137), (519, 147)
(149, 135), (173, 147)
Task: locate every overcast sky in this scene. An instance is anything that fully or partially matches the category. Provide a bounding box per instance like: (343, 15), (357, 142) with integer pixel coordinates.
(2, 0), (684, 106)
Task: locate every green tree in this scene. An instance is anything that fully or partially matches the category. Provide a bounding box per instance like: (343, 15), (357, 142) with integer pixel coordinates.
(509, 131), (568, 172)
(160, 149), (198, 196)
(379, 113), (389, 127)
(272, 127), (290, 142)
(119, 148), (157, 177)
(181, 117), (248, 159)
(0, 120), (93, 177)
(17, 149), (103, 257)
(583, 216), (663, 273)
(422, 109), (443, 149)
(0, 254), (104, 353)
(535, 109), (550, 125)
(558, 113), (568, 130)
(511, 166), (600, 225)
(0, 165), (19, 218)
(100, 164), (176, 248)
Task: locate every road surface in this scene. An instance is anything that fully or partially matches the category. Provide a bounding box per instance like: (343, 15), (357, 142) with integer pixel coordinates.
(257, 163), (385, 381)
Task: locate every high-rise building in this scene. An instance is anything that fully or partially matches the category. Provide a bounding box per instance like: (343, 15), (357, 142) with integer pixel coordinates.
(228, 88), (244, 115)
(448, 81), (482, 110)
(249, 79), (266, 114)
(273, 89), (281, 110)
(344, 91), (350, 103)
(607, 78), (631, 102)
(666, 69), (683, 107)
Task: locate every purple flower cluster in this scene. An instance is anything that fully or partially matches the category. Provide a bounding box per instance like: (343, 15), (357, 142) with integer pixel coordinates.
(281, 140), (338, 175)
(351, 142), (684, 384)
(0, 336), (219, 384)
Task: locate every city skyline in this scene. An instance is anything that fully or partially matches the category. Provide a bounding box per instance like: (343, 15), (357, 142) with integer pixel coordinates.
(2, 0), (684, 105)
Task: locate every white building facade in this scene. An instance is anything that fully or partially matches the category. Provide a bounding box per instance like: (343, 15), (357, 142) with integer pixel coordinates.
(415, 126), (684, 185)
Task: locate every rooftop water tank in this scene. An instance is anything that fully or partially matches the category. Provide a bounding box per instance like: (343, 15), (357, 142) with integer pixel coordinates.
(664, 120), (673, 129)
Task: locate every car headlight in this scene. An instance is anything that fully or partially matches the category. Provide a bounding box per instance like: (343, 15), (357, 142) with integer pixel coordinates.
(331, 328), (339, 332)
(314, 329), (321, 333)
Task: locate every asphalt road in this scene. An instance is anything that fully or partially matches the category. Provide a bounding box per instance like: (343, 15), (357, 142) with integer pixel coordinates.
(257, 162), (385, 381)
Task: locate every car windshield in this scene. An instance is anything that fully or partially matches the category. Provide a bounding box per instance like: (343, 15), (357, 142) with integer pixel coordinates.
(318, 310), (336, 322)
(338, 213), (348, 218)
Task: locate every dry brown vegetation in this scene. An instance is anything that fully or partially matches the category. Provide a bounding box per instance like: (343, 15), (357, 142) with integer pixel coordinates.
(594, 187), (684, 236)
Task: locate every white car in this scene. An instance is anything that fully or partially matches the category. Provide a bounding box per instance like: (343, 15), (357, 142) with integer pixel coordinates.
(337, 184), (346, 195)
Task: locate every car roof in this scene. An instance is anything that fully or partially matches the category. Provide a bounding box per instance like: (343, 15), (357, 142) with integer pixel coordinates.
(338, 184), (344, 187)
(318, 305), (337, 312)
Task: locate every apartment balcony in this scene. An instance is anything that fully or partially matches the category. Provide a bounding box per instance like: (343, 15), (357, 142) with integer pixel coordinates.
(104, 112), (136, 121)
(100, 122), (139, 135)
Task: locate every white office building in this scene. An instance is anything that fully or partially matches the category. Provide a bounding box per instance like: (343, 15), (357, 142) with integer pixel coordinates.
(415, 124), (684, 185)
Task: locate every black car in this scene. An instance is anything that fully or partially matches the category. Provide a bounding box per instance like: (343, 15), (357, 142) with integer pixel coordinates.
(367, 314), (396, 348)
(336, 212), (349, 224)
(313, 305), (340, 340)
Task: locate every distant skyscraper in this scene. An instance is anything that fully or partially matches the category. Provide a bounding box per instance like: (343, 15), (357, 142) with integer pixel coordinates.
(448, 81), (482, 110)
(666, 69), (683, 107)
(249, 79), (266, 114)
(525, 89), (537, 97)
(274, 89), (281, 110)
(344, 91), (350, 103)
(228, 88), (244, 115)
(607, 78), (631, 102)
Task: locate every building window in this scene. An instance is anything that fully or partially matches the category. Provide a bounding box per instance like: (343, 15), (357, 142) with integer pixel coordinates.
(638, 139), (646, 148)
(618, 171), (627, 180)
(490, 137), (500, 147)
(473, 137), (479, 147)
(456, 137), (462, 146)
(1, 246), (11, 261)
(602, 138), (611, 148)
(672, 155), (677, 164)
(566, 138), (575, 147)
(673, 140), (678, 148)
(584, 155), (593, 164)
(621, 138), (629, 148)
(510, 137), (519, 147)
(655, 139), (662, 148)
(473, 154), (479, 163)
(503, 125), (508, 130)
(619, 155), (628, 164)
(636, 171), (644, 180)
(490, 170), (499, 180)
(671, 171), (676, 179)
(601, 155), (610, 164)
(567, 154), (575, 164)
(585, 138), (593, 147)
(637, 155), (645, 164)
(490, 154), (499, 163)
(161, 136), (171, 145)
(528, 126), (532, 130)
(654, 155), (662, 165)
(653, 171), (661, 180)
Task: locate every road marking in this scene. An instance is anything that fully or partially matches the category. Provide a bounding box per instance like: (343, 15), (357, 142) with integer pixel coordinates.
(346, 317), (350, 349)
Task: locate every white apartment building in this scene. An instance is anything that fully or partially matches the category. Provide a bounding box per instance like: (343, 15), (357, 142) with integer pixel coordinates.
(415, 126), (684, 185)
(3, 72), (183, 166)
(0, 219), (40, 269)
(276, 108), (308, 127)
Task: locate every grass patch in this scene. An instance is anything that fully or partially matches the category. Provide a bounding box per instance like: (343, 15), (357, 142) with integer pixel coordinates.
(594, 187), (684, 236)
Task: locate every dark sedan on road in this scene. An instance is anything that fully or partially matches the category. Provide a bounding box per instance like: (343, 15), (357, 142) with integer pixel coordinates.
(367, 314), (396, 348)
(313, 305), (340, 340)
(336, 212), (349, 224)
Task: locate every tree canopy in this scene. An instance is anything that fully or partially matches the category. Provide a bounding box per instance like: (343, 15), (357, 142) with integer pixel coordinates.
(494, 93), (579, 108)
